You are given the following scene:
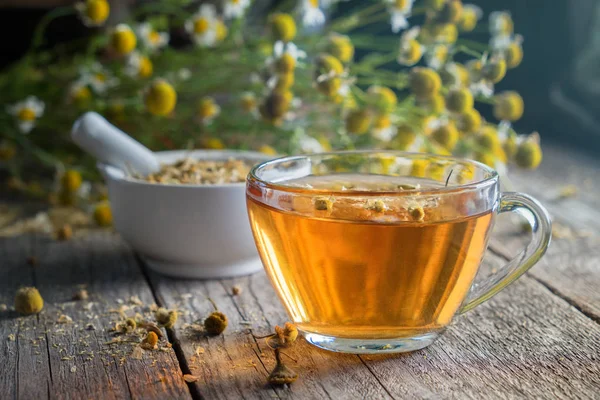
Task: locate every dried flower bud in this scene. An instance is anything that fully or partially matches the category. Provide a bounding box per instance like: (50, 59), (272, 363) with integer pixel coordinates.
(232, 285), (242, 296)
(204, 311), (228, 335)
(268, 349), (298, 386)
(155, 307), (178, 328)
(15, 287), (44, 315)
(283, 322), (298, 343)
(72, 289), (89, 301)
(142, 331), (159, 349)
(313, 197), (333, 212)
(366, 199), (387, 213)
(56, 224), (73, 241)
(409, 206), (425, 221)
(125, 318), (137, 331)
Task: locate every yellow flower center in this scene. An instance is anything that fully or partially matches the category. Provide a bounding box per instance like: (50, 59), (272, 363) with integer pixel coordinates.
(86, 0), (110, 24)
(216, 20), (228, 41)
(269, 13), (297, 42)
(457, 109), (482, 134)
(483, 58), (507, 84)
(505, 42), (524, 69)
(445, 88), (474, 113)
(309, 0), (319, 8)
(241, 94), (257, 112)
(111, 26), (137, 55)
(345, 109), (372, 135)
(93, 202), (113, 227)
(197, 98), (219, 120)
(95, 73), (106, 82)
(399, 40), (423, 66)
(431, 122), (459, 150)
(276, 53), (296, 73)
(138, 56), (153, 78)
(145, 80), (177, 116)
(202, 138), (225, 150)
(459, 8), (478, 32)
(395, 0), (408, 11)
(73, 86), (92, 104)
(327, 34), (354, 63)
(369, 86), (398, 114)
(149, 30), (161, 44)
(493, 91), (524, 122)
(410, 67), (442, 100)
(374, 115), (392, 130)
(194, 18), (210, 34)
(259, 145), (277, 155)
(17, 108), (36, 121)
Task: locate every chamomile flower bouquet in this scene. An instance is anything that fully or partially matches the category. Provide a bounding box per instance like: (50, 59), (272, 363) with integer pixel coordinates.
(0, 0), (542, 223)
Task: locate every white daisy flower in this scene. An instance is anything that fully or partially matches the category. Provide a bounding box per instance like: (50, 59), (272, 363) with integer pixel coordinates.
(125, 51), (153, 78)
(75, 0), (110, 27)
(489, 11), (513, 37)
(178, 68), (192, 81)
(385, 0), (414, 33)
(425, 44), (449, 70)
(490, 33), (523, 52)
(7, 96), (45, 134)
(185, 4), (219, 47)
(267, 41), (307, 71)
(372, 120), (398, 142)
(223, 0), (251, 19)
(299, 0), (326, 27)
(136, 23), (169, 51)
(397, 27), (423, 66)
(469, 80), (494, 98)
(80, 63), (118, 94)
(299, 135), (324, 153)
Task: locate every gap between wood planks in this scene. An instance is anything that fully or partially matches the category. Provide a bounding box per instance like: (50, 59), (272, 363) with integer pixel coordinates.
(487, 243), (600, 325)
(138, 254), (206, 400)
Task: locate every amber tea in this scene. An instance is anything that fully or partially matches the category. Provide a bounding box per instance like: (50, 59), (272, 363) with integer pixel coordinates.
(248, 174), (493, 339)
(247, 152), (551, 354)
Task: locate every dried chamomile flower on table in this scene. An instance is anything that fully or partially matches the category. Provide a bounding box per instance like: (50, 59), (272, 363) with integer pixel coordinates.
(15, 287), (44, 315)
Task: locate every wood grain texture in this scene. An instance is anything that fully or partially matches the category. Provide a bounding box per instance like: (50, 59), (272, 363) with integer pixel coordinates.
(0, 233), (192, 400)
(147, 251), (600, 400)
(488, 142), (600, 322)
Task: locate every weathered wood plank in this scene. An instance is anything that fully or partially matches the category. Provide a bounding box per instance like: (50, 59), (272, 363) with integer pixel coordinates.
(147, 270), (394, 400)
(0, 233), (192, 400)
(488, 142), (600, 321)
(148, 250), (600, 399)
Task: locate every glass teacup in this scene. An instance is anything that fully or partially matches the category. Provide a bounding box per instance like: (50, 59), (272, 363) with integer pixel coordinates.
(246, 151), (551, 354)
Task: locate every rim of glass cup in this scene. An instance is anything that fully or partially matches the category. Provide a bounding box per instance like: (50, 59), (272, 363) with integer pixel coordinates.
(248, 150), (499, 197)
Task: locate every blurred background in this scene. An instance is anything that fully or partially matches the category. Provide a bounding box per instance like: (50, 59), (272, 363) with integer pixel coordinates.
(1, 0), (599, 154)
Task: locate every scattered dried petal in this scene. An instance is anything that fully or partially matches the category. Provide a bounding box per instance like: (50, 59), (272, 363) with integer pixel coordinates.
(183, 374), (200, 383)
(57, 314), (73, 324)
(131, 346), (144, 360)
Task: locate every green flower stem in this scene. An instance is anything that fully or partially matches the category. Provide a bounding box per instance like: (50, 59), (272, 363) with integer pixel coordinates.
(26, 7), (76, 59)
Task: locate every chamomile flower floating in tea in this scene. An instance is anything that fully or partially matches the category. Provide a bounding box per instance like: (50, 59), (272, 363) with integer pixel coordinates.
(186, 4), (219, 47)
(136, 23), (169, 52)
(7, 96), (44, 134)
(75, 0), (109, 27)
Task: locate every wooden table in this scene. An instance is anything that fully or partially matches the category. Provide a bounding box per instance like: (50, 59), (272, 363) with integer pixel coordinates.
(1, 143), (599, 400)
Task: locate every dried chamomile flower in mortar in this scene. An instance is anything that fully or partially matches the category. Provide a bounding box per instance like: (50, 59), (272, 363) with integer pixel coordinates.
(141, 158), (252, 185)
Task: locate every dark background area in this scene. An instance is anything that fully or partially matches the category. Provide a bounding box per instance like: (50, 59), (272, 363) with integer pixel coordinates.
(1, 0), (598, 155)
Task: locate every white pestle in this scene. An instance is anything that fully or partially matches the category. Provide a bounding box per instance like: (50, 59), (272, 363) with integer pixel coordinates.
(71, 111), (160, 176)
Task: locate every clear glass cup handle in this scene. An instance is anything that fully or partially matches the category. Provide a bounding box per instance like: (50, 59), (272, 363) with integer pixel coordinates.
(460, 192), (553, 313)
